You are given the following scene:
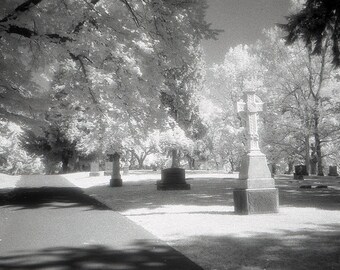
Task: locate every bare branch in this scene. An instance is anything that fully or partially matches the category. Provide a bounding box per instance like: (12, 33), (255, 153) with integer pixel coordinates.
(68, 52), (103, 114)
(119, 0), (140, 27)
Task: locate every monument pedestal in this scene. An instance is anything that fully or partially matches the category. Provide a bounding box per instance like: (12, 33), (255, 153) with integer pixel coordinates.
(110, 178), (122, 187)
(234, 152), (279, 215)
(234, 188), (278, 214)
(157, 168), (190, 190)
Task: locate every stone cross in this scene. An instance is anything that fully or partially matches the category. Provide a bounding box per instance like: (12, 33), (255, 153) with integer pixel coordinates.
(237, 91), (264, 152)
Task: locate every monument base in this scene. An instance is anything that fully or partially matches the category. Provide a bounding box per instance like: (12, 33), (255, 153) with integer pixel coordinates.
(233, 188), (279, 215)
(110, 178), (122, 187)
(156, 168), (191, 190)
(293, 174), (304, 180)
(156, 180), (191, 190)
(89, 172), (100, 177)
(104, 171), (112, 176)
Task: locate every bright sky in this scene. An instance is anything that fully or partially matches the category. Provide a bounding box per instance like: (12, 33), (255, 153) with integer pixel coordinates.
(202, 0), (291, 66)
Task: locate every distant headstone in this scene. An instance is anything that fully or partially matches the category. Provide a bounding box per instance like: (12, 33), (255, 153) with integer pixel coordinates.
(123, 161), (130, 175)
(299, 185), (312, 189)
(157, 168), (190, 190)
(294, 165), (308, 180)
(104, 161), (113, 176)
(315, 185), (328, 189)
(89, 162), (100, 177)
(328, 166), (339, 176)
(233, 91), (279, 214)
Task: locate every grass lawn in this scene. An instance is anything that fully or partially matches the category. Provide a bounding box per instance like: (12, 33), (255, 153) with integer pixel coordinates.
(64, 171), (340, 270)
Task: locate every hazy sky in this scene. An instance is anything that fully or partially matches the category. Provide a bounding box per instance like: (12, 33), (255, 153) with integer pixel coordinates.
(202, 0), (292, 65)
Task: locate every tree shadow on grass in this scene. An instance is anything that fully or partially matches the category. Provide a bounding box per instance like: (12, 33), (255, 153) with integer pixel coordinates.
(279, 186), (340, 210)
(175, 224), (340, 270)
(0, 187), (111, 211)
(0, 240), (203, 270)
(88, 179), (236, 212)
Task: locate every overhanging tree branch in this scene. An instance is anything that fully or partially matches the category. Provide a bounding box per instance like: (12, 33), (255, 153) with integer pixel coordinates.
(0, 0), (44, 23)
(68, 52), (103, 113)
(119, 0), (140, 27)
(1, 24), (74, 43)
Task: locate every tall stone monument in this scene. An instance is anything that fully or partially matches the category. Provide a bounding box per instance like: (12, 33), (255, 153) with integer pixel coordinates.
(109, 152), (122, 187)
(234, 91), (279, 214)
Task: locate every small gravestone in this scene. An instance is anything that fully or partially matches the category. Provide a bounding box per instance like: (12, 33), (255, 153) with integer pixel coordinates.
(89, 162), (100, 177)
(157, 167), (190, 190)
(110, 152), (122, 187)
(294, 165), (308, 180)
(299, 185), (312, 189)
(104, 161), (113, 176)
(233, 91), (279, 214)
(315, 185), (328, 189)
(328, 166), (339, 176)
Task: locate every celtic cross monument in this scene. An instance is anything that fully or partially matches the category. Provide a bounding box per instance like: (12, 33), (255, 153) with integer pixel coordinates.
(234, 91), (279, 214)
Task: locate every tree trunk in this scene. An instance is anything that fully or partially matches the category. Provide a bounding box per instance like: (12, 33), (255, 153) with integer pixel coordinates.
(304, 135), (310, 174)
(287, 160), (294, 174)
(171, 149), (180, 168)
(61, 150), (70, 173)
(314, 113), (324, 176)
(186, 155), (195, 170)
(229, 158), (235, 172)
(137, 156), (145, 169)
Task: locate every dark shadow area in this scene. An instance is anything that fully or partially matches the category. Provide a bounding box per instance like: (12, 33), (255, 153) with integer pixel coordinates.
(175, 224), (340, 270)
(0, 240), (203, 270)
(85, 176), (340, 214)
(88, 179), (235, 212)
(125, 211), (235, 217)
(0, 187), (111, 211)
(278, 185), (340, 210)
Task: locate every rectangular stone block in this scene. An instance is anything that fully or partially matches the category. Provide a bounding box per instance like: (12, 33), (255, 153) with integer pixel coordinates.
(236, 178), (275, 189)
(89, 162), (100, 177)
(233, 188), (279, 214)
(89, 172), (100, 176)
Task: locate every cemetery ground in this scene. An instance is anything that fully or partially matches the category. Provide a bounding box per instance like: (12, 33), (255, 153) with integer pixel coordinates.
(1, 171), (340, 269)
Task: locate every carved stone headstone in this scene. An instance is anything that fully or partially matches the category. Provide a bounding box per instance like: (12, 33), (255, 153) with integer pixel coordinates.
(157, 168), (190, 190)
(294, 165), (308, 180)
(328, 166), (339, 176)
(234, 91), (279, 214)
(110, 152), (122, 187)
(89, 162), (100, 177)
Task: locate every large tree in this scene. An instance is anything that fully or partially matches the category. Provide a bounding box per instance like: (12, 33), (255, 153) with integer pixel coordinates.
(1, 0), (219, 172)
(257, 27), (340, 175)
(0, 0), (219, 124)
(281, 0), (340, 66)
